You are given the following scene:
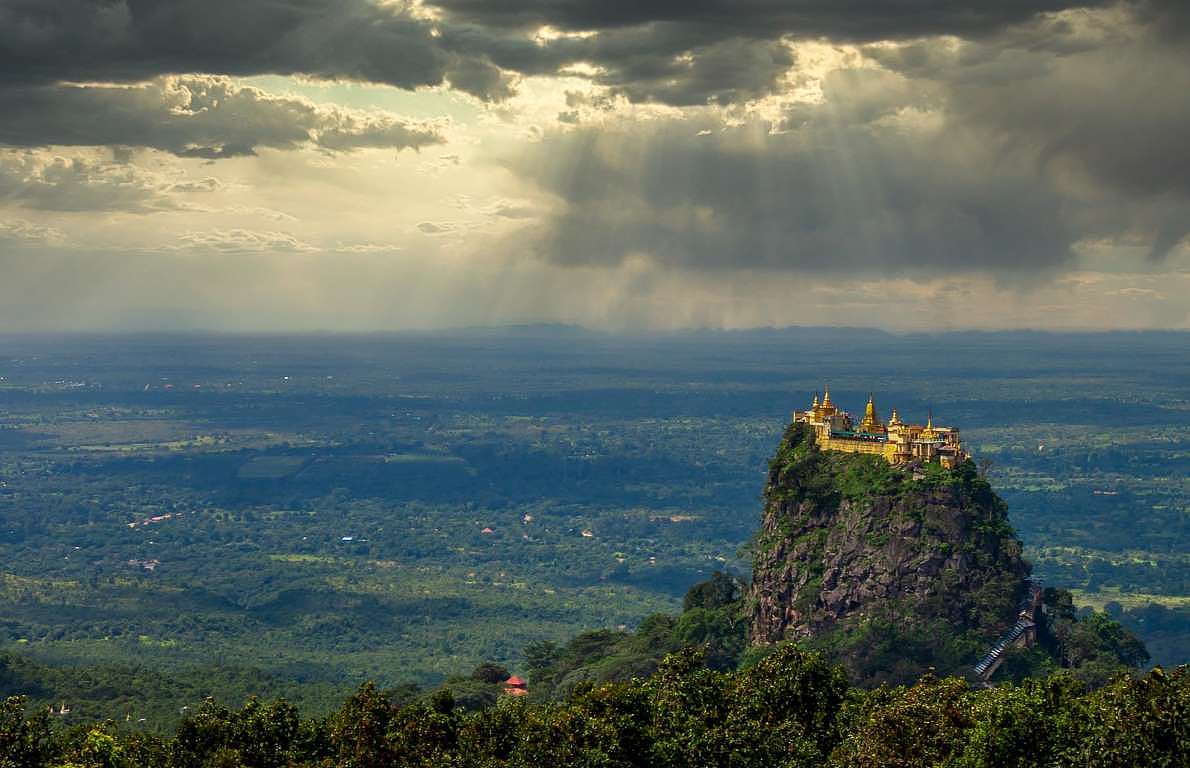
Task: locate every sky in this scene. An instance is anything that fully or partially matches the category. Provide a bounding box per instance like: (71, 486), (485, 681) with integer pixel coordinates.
(1, 0), (1188, 332)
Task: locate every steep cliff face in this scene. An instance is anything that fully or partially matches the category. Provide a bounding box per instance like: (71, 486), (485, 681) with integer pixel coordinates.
(750, 422), (1028, 650)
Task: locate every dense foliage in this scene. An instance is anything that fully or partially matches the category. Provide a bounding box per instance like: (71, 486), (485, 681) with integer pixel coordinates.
(2, 646), (1186, 768)
(518, 556), (1150, 708)
(524, 572), (750, 700)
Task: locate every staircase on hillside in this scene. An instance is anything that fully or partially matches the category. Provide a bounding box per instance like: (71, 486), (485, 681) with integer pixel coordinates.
(972, 578), (1043, 682)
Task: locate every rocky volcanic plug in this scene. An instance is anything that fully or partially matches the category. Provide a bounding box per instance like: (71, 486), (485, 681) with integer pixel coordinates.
(749, 421), (1030, 663)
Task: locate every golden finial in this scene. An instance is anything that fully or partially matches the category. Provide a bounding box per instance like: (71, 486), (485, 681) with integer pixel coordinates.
(860, 392), (882, 433)
(921, 409), (938, 440)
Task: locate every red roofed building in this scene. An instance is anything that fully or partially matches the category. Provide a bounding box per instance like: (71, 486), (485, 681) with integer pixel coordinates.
(502, 675), (528, 697)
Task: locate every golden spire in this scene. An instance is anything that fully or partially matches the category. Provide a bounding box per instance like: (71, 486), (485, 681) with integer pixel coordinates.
(860, 393), (882, 433)
(821, 387), (831, 407)
(920, 409), (938, 440)
(812, 392), (819, 408)
(889, 407), (902, 426)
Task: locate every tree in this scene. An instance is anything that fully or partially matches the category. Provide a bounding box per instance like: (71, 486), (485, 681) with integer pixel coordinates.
(524, 641), (562, 676)
(228, 698), (300, 768)
(330, 683), (395, 768)
(645, 647), (732, 767)
(953, 679), (1064, 768)
(386, 690), (461, 767)
(1075, 667), (1190, 768)
(470, 663), (511, 685)
(0, 697), (56, 768)
(64, 725), (133, 768)
(682, 572), (744, 613)
(831, 675), (971, 768)
(735, 644), (849, 759)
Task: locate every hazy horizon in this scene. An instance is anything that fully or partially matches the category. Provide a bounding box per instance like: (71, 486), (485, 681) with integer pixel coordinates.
(3, 324), (1190, 339)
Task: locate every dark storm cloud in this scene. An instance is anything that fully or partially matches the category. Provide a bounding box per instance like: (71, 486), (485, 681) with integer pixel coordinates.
(0, 76), (445, 157)
(864, 22), (1190, 259)
(584, 32), (795, 106)
(0, 0), (513, 100)
(1133, 0), (1190, 39)
(506, 18), (1190, 276)
(432, 0), (1124, 106)
(510, 116), (1076, 275)
(0, 0), (1121, 111)
(0, 0), (791, 106)
(429, 0), (1110, 40)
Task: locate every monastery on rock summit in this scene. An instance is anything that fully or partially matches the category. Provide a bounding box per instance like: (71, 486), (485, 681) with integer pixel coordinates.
(794, 390), (969, 469)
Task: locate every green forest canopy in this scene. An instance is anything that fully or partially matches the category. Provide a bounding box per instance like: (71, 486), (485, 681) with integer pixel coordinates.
(2, 645), (1185, 768)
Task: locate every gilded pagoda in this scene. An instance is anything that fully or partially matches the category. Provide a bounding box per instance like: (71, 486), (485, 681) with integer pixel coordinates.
(794, 390), (969, 468)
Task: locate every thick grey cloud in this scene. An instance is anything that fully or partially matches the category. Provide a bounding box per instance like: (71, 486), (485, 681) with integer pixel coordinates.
(430, 0), (1123, 104)
(1134, 0), (1190, 39)
(864, 20), (1190, 259)
(563, 29), (796, 106)
(427, 19), (800, 106)
(0, 0), (1124, 111)
(0, 76), (444, 158)
(0, 0), (513, 100)
(430, 0), (1109, 40)
(505, 12), (1190, 276)
(510, 115), (1076, 274)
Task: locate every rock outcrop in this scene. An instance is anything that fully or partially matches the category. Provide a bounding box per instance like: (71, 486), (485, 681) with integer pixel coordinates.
(750, 421), (1029, 648)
